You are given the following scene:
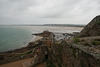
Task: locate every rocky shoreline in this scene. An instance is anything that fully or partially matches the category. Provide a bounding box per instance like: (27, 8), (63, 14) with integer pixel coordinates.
(0, 32), (44, 65)
(0, 30), (74, 65)
(0, 15), (100, 67)
(0, 30), (100, 67)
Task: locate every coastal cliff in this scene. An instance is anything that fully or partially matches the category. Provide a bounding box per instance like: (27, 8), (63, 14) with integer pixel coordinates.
(46, 16), (100, 67)
(79, 15), (100, 37)
(49, 41), (100, 67)
(0, 16), (100, 67)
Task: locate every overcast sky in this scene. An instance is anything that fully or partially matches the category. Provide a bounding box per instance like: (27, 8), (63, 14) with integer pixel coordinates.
(0, 0), (100, 25)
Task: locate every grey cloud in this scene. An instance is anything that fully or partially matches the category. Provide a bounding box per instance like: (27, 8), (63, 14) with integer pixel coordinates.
(0, 0), (100, 25)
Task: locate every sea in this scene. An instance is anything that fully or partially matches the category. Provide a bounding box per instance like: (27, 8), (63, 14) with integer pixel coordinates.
(0, 26), (83, 52)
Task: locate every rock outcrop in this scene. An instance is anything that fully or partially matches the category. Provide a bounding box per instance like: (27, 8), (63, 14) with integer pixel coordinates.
(79, 15), (100, 37)
(51, 41), (100, 67)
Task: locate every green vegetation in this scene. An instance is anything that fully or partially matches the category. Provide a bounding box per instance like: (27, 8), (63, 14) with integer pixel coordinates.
(58, 46), (63, 52)
(73, 37), (80, 44)
(47, 60), (56, 67)
(65, 63), (68, 67)
(17, 50), (32, 57)
(83, 42), (90, 46)
(0, 56), (4, 60)
(91, 40), (100, 45)
(54, 43), (63, 67)
(58, 63), (62, 67)
(80, 61), (84, 67)
(72, 48), (76, 58)
(54, 43), (61, 45)
(53, 43), (63, 52)
(96, 22), (100, 25)
(26, 50), (32, 54)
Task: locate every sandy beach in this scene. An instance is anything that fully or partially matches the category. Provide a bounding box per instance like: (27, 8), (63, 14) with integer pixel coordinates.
(0, 58), (34, 67)
(0, 57), (45, 67)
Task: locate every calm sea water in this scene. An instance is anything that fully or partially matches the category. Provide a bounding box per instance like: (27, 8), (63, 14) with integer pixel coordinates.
(0, 26), (83, 52)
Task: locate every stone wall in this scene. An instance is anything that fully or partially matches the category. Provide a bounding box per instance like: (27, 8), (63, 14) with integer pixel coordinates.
(51, 41), (100, 67)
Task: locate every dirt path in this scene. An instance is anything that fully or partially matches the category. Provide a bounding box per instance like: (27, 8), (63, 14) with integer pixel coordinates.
(0, 58), (34, 67)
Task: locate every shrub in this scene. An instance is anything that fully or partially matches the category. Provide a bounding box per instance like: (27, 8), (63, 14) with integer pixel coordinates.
(91, 40), (100, 45)
(73, 37), (80, 44)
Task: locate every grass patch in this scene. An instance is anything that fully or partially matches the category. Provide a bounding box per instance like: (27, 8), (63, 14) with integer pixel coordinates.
(73, 37), (80, 44)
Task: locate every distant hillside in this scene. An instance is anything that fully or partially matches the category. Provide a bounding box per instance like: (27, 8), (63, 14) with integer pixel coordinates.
(79, 15), (100, 37)
(0, 24), (85, 27)
(43, 24), (85, 27)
